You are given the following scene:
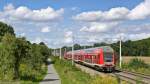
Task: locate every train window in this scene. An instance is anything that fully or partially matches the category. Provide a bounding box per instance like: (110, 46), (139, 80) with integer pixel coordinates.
(94, 55), (97, 59)
(104, 53), (113, 62)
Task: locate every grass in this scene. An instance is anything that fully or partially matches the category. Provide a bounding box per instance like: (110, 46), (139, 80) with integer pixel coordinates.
(122, 58), (150, 75)
(122, 56), (150, 64)
(51, 57), (125, 84)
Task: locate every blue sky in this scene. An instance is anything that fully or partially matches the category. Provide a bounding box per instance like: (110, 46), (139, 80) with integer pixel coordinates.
(0, 0), (143, 10)
(0, 0), (150, 48)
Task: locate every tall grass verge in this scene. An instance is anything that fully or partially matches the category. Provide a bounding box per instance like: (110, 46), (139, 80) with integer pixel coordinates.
(122, 58), (150, 74)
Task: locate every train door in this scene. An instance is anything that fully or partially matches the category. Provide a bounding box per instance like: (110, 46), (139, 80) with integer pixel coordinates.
(85, 54), (91, 63)
(89, 54), (92, 63)
(82, 54), (86, 62)
(92, 55), (95, 64)
(79, 55), (82, 61)
(92, 55), (97, 64)
(95, 54), (99, 64)
(99, 48), (104, 65)
(75, 55), (77, 60)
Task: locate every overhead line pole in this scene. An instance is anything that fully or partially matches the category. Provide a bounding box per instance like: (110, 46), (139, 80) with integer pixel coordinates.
(119, 36), (122, 69)
(72, 35), (74, 66)
(54, 49), (56, 56)
(59, 47), (62, 59)
(64, 48), (67, 56)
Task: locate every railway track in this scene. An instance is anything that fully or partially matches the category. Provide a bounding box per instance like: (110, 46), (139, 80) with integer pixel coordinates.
(112, 70), (150, 84)
(75, 63), (150, 84)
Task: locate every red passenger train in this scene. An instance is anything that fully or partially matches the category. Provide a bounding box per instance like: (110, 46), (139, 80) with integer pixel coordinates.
(64, 46), (116, 72)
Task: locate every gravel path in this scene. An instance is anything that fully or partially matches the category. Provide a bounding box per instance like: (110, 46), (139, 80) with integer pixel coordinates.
(40, 59), (61, 84)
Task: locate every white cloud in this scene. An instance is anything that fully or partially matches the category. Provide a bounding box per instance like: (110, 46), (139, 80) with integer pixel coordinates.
(4, 3), (14, 11)
(87, 36), (98, 43)
(110, 32), (150, 42)
(31, 37), (42, 44)
(80, 22), (118, 32)
(128, 0), (150, 20)
(0, 4), (65, 48)
(73, 7), (129, 22)
(41, 26), (50, 33)
(73, 0), (150, 21)
(0, 4), (64, 22)
(76, 22), (150, 45)
(73, 0), (150, 38)
(64, 31), (73, 43)
(71, 7), (79, 11)
(128, 33), (150, 41)
(65, 31), (73, 38)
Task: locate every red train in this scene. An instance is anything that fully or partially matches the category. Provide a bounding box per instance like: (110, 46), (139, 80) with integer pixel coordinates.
(64, 46), (116, 72)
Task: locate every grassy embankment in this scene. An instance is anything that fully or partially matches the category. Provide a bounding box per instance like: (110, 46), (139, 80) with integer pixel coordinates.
(51, 57), (126, 84)
(122, 58), (150, 75)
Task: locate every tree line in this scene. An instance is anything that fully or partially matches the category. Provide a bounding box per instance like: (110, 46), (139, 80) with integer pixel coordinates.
(0, 22), (51, 81)
(57, 38), (150, 56)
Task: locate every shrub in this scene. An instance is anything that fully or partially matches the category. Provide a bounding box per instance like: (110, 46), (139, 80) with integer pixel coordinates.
(128, 58), (149, 69)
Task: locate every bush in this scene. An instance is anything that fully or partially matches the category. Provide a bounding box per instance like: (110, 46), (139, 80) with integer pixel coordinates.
(128, 58), (149, 69)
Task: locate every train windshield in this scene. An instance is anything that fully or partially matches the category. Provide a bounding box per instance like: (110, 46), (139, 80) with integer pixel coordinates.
(104, 53), (113, 62)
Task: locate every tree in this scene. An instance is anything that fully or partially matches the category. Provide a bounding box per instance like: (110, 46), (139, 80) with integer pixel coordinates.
(0, 22), (15, 41)
(0, 33), (16, 80)
(74, 44), (81, 50)
(39, 44), (50, 64)
(94, 42), (107, 47)
(30, 44), (43, 71)
(14, 37), (30, 79)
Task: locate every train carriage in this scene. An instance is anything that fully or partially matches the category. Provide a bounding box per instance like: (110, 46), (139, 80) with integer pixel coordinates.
(64, 46), (116, 72)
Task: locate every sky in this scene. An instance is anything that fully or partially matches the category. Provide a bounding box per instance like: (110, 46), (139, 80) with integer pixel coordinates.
(0, 0), (150, 48)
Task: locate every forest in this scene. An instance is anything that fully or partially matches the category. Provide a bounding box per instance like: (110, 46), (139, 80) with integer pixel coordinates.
(0, 22), (51, 81)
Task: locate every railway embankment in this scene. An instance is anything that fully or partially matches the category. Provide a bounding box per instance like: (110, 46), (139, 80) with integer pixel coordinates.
(75, 62), (150, 84)
(51, 57), (124, 84)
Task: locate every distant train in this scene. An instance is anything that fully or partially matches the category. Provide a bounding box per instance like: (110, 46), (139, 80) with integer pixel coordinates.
(64, 46), (116, 72)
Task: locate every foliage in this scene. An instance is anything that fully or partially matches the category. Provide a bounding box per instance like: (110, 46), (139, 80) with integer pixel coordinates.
(0, 34), (16, 80)
(0, 22), (51, 82)
(110, 39), (150, 56)
(0, 22), (15, 41)
(39, 42), (51, 64)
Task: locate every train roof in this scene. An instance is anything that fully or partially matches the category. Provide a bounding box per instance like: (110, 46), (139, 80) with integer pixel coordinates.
(67, 46), (114, 54)
(83, 46), (114, 53)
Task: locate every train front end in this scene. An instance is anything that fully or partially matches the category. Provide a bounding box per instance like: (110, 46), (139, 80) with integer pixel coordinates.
(102, 47), (115, 72)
